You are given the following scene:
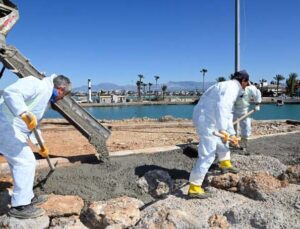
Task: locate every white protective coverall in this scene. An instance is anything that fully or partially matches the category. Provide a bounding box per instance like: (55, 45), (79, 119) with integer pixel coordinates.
(233, 85), (262, 137)
(0, 75), (54, 207)
(189, 80), (243, 186)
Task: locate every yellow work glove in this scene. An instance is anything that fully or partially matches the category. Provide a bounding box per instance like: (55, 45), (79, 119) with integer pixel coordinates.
(39, 146), (49, 158)
(219, 130), (229, 143)
(229, 135), (240, 147)
(21, 111), (37, 130)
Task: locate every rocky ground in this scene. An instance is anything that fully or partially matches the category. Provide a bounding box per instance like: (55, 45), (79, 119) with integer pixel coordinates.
(0, 118), (300, 228)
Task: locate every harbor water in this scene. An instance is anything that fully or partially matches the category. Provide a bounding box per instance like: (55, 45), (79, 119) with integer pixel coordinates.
(45, 104), (300, 121)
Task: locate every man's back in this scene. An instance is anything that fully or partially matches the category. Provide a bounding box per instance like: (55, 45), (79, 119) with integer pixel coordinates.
(0, 76), (53, 133)
(193, 80), (243, 133)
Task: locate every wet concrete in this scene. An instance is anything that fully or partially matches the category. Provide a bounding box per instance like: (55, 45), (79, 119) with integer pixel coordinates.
(36, 149), (193, 204)
(54, 98), (110, 160)
(89, 134), (109, 161)
(37, 132), (300, 204)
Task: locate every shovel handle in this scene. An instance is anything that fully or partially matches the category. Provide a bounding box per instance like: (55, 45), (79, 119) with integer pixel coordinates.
(46, 157), (55, 171)
(32, 128), (45, 150)
(32, 128), (55, 171)
(233, 109), (256, 125)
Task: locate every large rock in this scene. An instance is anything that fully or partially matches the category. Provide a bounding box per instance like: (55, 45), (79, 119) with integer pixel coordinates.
(231, 155), (287, 177)
(210, 173), (240, 192)
(40, 194), (84, 217)
(0, 189), (11, 216)
(137, 206), (201, 228)
(238, 172), (285, 201)
(0, 176), (13, 191)
(285, 165), (300, 184)
(158, 115), (176, 122)
(136, 169), (174, 198)
(0, 214), (49, 229)
(224, 198), (299, 229)
(86, 196), (144, 228)
(208, 214), (229, 229)
(49, 216), (87, 229)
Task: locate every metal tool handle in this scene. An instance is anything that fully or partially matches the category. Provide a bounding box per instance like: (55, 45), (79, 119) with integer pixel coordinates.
(45, 157), (55, 171)
(233, 108), (255, 125)
(32, 128), (44, 150)
(32, 128), (55, 171)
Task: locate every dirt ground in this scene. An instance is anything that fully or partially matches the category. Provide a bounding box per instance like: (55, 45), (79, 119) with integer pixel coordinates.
(41, 118), (196, 156)
(0, 118), (299, 163)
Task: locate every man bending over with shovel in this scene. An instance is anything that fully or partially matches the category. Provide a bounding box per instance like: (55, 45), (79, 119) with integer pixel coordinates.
(0, 74), (71, 218)
(188, 70), (249, 199)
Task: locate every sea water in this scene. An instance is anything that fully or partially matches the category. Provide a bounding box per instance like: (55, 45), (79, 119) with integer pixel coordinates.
(45, 104), (300, 121)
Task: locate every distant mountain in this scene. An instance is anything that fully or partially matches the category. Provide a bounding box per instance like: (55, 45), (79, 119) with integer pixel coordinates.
(165, 81), (215, 91)
(74, 81), (215, 92)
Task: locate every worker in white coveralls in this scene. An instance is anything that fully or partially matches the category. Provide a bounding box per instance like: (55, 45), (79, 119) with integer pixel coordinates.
(232, 82), (262, 150)
(0, 75), (71, 219)
(188, 70), (249, 199)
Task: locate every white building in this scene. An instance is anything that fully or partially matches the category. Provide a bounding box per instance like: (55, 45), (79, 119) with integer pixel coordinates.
(112, 95), (126, 103)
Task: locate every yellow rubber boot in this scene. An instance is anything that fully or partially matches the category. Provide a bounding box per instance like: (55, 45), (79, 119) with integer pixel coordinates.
(219, 160), (239, 174)
(188, 183), (212, 199)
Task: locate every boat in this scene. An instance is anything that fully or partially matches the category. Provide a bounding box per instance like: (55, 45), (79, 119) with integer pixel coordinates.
(276, 99), (284, 106)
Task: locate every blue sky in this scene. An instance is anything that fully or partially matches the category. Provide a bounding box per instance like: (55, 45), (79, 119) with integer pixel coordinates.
(1, 0), (299, 88)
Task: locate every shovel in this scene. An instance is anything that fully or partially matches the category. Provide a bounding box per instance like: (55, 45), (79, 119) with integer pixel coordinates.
(32, 127), (57, 190)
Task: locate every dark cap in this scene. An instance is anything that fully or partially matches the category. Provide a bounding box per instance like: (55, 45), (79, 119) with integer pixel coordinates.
(232, 70), (249, 82)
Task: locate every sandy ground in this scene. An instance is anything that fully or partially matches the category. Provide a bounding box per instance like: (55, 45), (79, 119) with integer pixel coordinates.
(0, 119), (195, 162)
(42, 119), (196, 156)
(0, 118), (299, 163)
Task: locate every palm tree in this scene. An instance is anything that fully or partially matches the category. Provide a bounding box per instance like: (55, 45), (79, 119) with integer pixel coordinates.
(136, 80), (142, 100)
(161, 85), (167, 100)
(200, 69), (208, 93)
(137, 74), (144, 100)
(273, 74), (285, 96)
(142, 83), (147, 98)
(259, 78), (267, 95)
(286, 73), (298, 96)
(154, 75), (160, 95)
(216, 76), (226, 82)
(148, 83), (153, 93)
(148, 83), (153, 100)
(259, 78), (267, 85)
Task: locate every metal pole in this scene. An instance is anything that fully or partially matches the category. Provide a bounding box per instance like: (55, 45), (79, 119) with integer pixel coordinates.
(202, 72), (205, 93)
(235, 0), (240, 72)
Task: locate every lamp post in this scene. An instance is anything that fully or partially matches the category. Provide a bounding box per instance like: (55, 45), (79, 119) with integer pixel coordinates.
(235, 0), (240, 72)
(200, 69), (208, 93)
(154, 75), (160, 97)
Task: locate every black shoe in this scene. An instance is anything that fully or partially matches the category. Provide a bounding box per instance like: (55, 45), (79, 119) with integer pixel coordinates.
(31, 195), (48, 206)
(8, 205), (45, 219)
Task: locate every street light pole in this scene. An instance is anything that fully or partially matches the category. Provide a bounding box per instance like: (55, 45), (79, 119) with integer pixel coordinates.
(235, 0), (240, 72)
(200, 69), (208, 93)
